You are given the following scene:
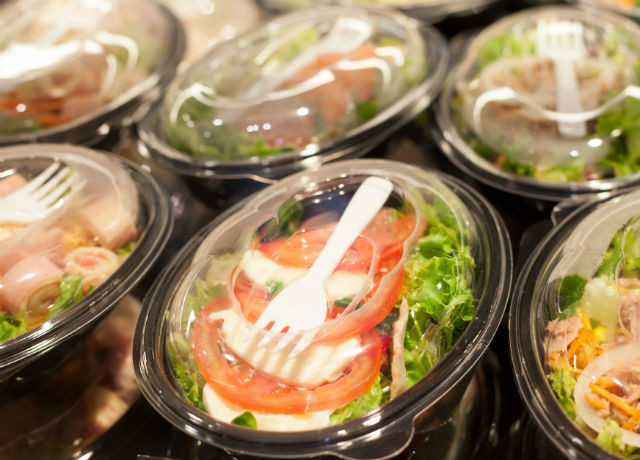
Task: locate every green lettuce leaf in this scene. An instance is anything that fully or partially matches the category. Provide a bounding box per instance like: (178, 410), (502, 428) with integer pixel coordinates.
(0, 314), (28, 342)
(597, 418), (637, 457)
(46, 273), (87, 320)
(329, 375), (388, 425)
(547, 368), (576, 420)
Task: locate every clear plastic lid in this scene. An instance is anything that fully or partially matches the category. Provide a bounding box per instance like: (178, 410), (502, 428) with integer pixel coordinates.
(261, 0), (500, 23)
(511, 188), (640, 458)
(0, 146), (139, 340)
(436, 6), (640, 201)
(138, 6), (447, 178)
(0, 0), (183, 145)
(577, 0), (640, 22)
(157, 0), (262, 65)
(135, 158), (512, 458)
(0, 144), (171, 381)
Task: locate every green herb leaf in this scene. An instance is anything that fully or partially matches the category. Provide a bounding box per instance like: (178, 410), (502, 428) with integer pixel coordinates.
(231, 412), (258, 428)
(334, 298), (352, 307)
(355, 98), (378, 122)
(266, 280), (284, 297)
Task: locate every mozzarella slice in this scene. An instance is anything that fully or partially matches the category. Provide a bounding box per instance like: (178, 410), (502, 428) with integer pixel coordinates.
(203, 384), (331, 431)
(209, 309), (360, 387)
(240, 250), (369, 301)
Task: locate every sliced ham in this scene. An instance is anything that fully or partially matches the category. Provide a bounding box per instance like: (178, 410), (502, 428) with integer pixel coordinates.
(0, 173), (27, 198)
(65, 246), (121, 290)
(0, 254), (62, 320)
(77, 196), (137, 250)
(0, 227), (63, 274)
(390, 297), (410, 399)
(545, 316), (583, 355)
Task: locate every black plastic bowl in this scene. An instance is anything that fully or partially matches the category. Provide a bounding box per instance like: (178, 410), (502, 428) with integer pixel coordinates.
(134, 159), (512, 459)
(0, 143), (173, 402)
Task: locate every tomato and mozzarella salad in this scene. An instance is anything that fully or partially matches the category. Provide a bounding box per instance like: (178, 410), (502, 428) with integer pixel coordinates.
(171, 193), (477, 431)
(0, 154), (139, 342)
(163, 7), (426, 161)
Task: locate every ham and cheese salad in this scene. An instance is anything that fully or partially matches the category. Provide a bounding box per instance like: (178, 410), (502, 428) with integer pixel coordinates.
(0, 0), (175, 140)
(159, 6), (429, 161)
(445, 6), (640, 183)
(0, 150), (139, 342)
(167, 169), (478, 431)
(544, 213), (640, 458)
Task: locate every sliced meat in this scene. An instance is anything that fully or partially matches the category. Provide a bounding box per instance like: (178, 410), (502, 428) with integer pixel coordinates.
(0, 227), (63, 274)
(390, 297), (409, 399)
(619, 293), (640, 340)
(0, 173), (27, 198)
(618, 278), (640, 289)
(0, 254), (62, 320)
(545, 316), (583, 355)
(77, 196), (137, 250)
(64, 246), (121, 290)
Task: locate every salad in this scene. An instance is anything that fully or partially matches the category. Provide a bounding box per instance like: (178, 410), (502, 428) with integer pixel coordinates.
(167, 174), (477, 431)
(0, 152), (139, 343)
(546, 216), (640, 457)
(158, 0), (261, 66)
(448, 7), (640, 183)
(161, 7), (428, 161)
(0, 0), (173, 139)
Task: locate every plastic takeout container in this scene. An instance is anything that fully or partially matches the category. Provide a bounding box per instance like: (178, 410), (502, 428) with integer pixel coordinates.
(511, 188), (640, 459)
(137, 6), (448, 185)
(260, 0), (503, 24)
(434, 6), (640, 202)
(158, 0), (262, 66)
(0, 143), (172, 393)
(134, 158), (511, 459)
(0, 0), (184, 146)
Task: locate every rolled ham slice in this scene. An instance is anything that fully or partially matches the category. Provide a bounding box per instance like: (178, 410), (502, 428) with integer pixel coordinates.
(0, 173), (27, 198)
(78, 196), (137, 250)
(0, 227), (63, 274)
(0, 254), (63, 321)
(65, 246), (121, 290)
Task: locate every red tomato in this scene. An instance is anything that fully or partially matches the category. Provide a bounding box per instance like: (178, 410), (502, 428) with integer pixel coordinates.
(233, 264), (404, 342)
(191, 297), (382, 414)
(259, 209), (422, 271)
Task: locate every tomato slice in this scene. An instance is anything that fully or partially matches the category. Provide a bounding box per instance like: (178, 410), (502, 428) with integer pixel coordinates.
(258, 210), (422, 271)
(191, 297), (382, 415)
(233, 264), (404, 341)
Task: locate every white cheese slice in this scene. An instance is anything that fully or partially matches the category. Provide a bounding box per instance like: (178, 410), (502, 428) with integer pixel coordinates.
(203, 384), (331, 431)
(209, 309), (360, 387)
(240, 250), (369, 300)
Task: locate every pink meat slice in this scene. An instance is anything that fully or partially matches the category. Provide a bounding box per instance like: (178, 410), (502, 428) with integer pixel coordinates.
(0, 174), (27, 198)
(0, 227), (63, 274)
(0, 254), (63, 315)
(78, 196), (137, 250)
(545, 316), (583, 355)
(620, 292), (640, 340)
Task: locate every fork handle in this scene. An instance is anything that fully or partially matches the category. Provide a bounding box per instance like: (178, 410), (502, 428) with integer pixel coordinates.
(308, 177), (393, 281)
(554, 58), (587, 138)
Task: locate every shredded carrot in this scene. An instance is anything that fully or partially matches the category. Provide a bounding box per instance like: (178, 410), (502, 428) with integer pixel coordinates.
(550, 361), (582, 375)
(495, 155), (506, 169)
(597, 376), (620, 390)
(589, 383), (638, 417)
(585, 393), (609, 411)
(623, 411), (640, 431)
(578, 309), (592, 330)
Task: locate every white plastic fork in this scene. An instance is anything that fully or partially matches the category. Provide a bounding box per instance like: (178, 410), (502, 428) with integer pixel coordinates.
(536, 18), (587, 138)
(244, 16), (373, 99)
(247, 176), (394, 357)
(0, 162), (78, 224)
